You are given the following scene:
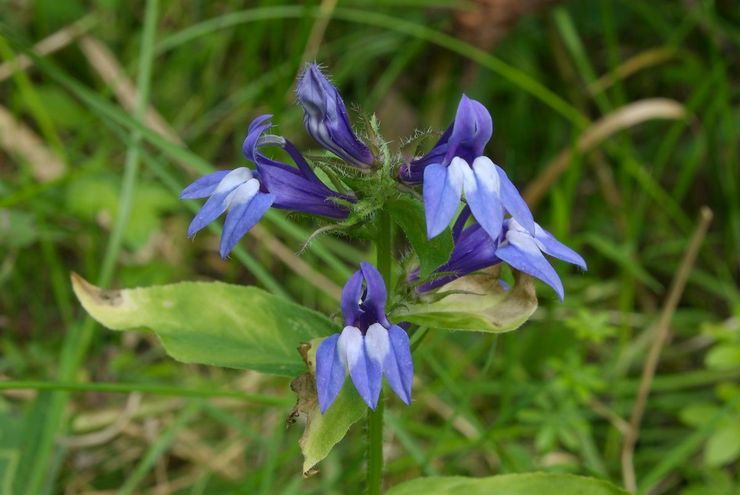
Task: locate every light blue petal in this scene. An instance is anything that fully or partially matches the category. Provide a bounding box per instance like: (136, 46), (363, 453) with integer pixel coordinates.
(384, 325), (413, 404)
(364, 324), (390, 403)
(187, 191), (230, 238)
(495, 164), (535, 234)
(464, 156), (504, 241)
(534, 224), (587, 270)
(180, 170), (230, 199)
(219, 188), (274, 258)
(316, 334), (346, 414)
(496, 231), (565, 300)
(339, 326), (381, 409)
(423, 161), (464, 239)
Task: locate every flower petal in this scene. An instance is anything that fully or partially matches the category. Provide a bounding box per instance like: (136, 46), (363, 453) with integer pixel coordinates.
(534, 224), (587, 270)
(180, 170), (230, 199)
(444, 95), (493, 164)
(451, 205), (472, 242)
(496, 230), (564, 300)
(187, 191), (230, 238)
(383, 325), (413, 404)
(256, 160), (351, 219)
(360, 262), (388, 324)
(341, 269), (364, 325)
(364, 323), (390, 402)
(296, 64), (373, 167)
(495, 164), (535, 235)
(418, 222), (500, 293)
(316, 334), (346, 414)
(423, 160), (465, 239)
(464, 156), (504, 241)
(338, 326), (381, 409)
(219, 182), (274, 258)
(242, 115), (273, 161)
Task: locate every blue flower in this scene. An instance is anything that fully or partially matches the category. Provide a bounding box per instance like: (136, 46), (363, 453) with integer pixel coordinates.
(181, 115), (352, 258)
(400, 95), (535, 241)
(316, 262), (413, 413)
(418, 209), (586, 301)
(296, 64), (374, 168)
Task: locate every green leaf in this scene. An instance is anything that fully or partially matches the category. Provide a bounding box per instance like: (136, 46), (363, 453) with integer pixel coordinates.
(386, 473), (629, 495)
(395, 268), (537, 333)
(704, 423), (740, 466)
(386, 197), (453, 278)
(288, 339), (366, 476)
(705, 344), (740, 371)
(71, 274), (335, 376)
(0, 411), (22, 495)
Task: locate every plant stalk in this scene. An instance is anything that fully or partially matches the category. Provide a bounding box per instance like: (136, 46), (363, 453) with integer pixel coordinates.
(367, 210), (392, 494)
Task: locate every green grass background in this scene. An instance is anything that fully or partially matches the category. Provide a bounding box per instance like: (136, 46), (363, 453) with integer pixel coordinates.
(0, 0), (738, 493)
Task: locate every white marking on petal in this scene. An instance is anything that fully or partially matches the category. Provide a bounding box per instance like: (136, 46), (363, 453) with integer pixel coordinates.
(214, 167), (253, 194)
(471, 156), (501, 194)
(506, 229), (541, 255)
(224, 178), (260, 210)
(337, 326), (363, 371)
(447, 157), (469, 192)
(364, 323), (390, 367)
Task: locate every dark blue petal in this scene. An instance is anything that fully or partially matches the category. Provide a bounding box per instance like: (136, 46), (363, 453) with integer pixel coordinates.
(180, 170), (230, 199)
(282, 138), (318, 179)
(219, 185), (274, 258)
(256, 161), (350, 219)
(464, 156), (504, 241)
(451, 205), (472, 242)
(534, 224), (587, 270)
(496, 230), (564, 301)
(418, 223), (500, 292)
(444, 95), (493, 164)
(316, 334), (346, 414)
(248, 114), (273, 133)
(360, 262), (388, 325)
(383, 325), (413, 404)
(423, 161), (465, 239)
(341, 269), (364, 325)
(242, 116), (274, 162)
(296, 64), (373, 167)
(495, 164), (535, 235)
(339, 326), (381, 409)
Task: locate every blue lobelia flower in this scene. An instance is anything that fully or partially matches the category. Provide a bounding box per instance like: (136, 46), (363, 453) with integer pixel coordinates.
(296, 63), (374, 168)
(418, 208), (586, 301)
(316, 262), (413, 413)
(181, 115), (352, 258)
(400, 95), (535, 241)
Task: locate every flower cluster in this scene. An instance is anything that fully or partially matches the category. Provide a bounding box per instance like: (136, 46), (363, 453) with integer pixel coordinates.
(401, 95), (585, 300)
(181, 63), (585, 413)
(181, 68), (367, 258)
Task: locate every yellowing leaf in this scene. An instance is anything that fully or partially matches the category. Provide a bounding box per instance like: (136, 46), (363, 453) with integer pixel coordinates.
(71, 274), (335, 376)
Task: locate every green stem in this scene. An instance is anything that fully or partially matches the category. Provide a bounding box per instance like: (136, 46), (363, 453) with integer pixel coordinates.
(367, 399), (385, 495)
(367, 210), (393, 495)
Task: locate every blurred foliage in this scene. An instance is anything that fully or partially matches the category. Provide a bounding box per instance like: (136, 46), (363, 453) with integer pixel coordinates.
(0, 0), (738, 493)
